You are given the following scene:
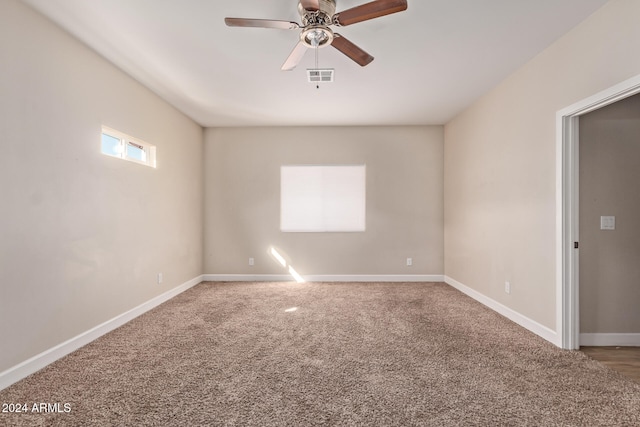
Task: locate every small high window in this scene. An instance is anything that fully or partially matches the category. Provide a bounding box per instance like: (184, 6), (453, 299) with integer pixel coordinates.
(101, 126), (156, 168)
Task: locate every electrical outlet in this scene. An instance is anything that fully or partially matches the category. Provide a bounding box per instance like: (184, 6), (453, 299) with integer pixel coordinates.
(158, 273), (163, 284)
(249, 257), (254, 266)
(505, 281), (511, 294)
(406, 258), (413, 266)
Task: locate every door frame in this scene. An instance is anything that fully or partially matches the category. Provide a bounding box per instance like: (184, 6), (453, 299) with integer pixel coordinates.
(556, 74), (640, 350)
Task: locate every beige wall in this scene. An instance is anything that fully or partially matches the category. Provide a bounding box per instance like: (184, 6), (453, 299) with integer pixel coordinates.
(204, 126), (443, 277)
(0, 0), (203, 372)
(444, 0), (640, 330)
(579, 93), (640, 333)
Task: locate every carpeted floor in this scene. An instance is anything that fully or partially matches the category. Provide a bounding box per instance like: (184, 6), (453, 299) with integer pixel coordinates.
(1, 281), (639, 426)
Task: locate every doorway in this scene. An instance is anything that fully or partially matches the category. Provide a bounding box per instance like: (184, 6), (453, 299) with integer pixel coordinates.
(578, 94), (640, 347)
(558, 73), (640, 350)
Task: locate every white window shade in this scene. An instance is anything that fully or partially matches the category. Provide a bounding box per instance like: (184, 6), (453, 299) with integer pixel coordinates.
(281, 165), (366, 232)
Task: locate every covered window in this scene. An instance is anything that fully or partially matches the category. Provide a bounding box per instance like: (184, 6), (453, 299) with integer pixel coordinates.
(280, 165), (366, 232)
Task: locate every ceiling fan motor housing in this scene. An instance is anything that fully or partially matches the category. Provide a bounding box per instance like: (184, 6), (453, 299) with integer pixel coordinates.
(298, 0), (336, 26)
(298, 0), (337, 48)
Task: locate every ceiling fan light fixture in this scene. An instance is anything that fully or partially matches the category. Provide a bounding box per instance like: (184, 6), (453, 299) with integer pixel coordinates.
(301, 26), (334, 48)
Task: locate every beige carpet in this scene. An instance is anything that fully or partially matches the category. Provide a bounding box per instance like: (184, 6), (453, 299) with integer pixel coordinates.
(1, 281), (639, 426)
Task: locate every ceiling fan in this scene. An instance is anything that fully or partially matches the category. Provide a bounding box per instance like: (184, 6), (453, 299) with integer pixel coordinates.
(225, 0), (408, 71)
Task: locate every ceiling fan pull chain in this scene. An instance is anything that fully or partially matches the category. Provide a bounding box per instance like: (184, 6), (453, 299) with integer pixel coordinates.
(315, 44), (320, 89)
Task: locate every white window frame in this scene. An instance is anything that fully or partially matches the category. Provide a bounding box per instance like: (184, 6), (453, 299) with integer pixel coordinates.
(101, 126), (156, 168)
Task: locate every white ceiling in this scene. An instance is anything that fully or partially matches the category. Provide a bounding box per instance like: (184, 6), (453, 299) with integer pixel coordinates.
(23, 0), (609, 127)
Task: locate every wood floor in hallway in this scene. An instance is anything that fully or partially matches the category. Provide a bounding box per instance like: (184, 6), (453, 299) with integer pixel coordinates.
(581, 346), (640, 383)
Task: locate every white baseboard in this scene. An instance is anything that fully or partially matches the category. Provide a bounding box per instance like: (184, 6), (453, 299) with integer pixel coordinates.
(203, 274), (292, 282)
(0, 275), (203, 392)
(444, 276), (559, 346)
(203, 274), (444, 283)
(580, 333), (640, 347)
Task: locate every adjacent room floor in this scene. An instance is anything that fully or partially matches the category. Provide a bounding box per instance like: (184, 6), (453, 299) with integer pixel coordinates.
(581, 346), (640, 383)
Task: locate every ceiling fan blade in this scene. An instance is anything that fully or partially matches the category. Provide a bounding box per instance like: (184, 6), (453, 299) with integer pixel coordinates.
(331, 34), (374, 67)
(281, 41), (308, 71)
(225, 18), (300, 30)
(299, 0), (321, 11)
(335, 0), (408, 26)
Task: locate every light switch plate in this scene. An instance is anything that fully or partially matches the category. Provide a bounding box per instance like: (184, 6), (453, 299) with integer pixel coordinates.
(600, 216), (615, 230)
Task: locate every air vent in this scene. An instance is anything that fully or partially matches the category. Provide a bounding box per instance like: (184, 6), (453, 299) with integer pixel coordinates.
(307, 68), (334, 83)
